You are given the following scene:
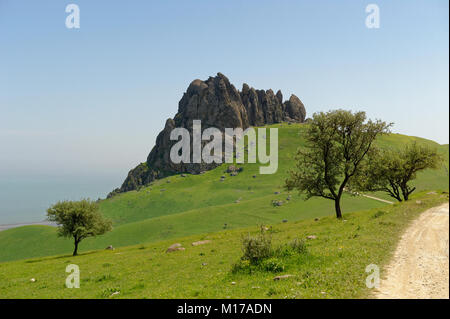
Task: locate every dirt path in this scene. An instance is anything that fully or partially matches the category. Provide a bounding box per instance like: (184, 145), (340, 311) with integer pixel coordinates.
(375, 202), (449, 299)
(361, 194), (394, 204)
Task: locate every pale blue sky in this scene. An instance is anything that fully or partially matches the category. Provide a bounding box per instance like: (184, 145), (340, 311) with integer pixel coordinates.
(0, 0), (448, 184)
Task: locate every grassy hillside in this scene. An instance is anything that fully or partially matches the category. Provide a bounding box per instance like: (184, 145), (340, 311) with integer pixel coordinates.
(0, 192), (447, 299)
(0, 124), (448, 262)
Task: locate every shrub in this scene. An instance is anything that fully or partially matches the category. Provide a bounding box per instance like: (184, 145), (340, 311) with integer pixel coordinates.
(289, 238), (307, 254)
(274, 238), (307, 257)
(234, 229), (307, 275)
(274, 245), (294, 257)
(241, 231), (272, 264)
(231, 259), (252, 273)
(261, 258), (285, 273)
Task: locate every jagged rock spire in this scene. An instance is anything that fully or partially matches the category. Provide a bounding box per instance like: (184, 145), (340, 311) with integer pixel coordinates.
(112, 73), (306, 195)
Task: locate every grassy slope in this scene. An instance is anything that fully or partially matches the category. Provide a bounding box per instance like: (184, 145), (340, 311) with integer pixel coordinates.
(0, 124), (448, 262)
(0, 192), (447, 299)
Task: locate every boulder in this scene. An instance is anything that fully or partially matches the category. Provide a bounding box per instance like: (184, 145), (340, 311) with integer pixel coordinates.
(192, 240), (212, 246)
(226, 165), (238, 173)
(283, 94), (306, 123)
(272, 200), (283, 207)
(166, 243), (185, 253)
(273, 274), (293, 281)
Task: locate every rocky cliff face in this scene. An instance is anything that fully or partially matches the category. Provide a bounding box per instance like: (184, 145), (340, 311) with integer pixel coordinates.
(110, 73), (306, 196)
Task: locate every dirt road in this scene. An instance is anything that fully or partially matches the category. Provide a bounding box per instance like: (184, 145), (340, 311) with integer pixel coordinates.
(361, 194), (394, 204)
(375, 202), (449, 299)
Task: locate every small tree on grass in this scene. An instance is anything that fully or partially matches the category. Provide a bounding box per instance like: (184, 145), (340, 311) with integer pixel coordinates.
(47, 199), (112, 256)
(351, 142), (442, 201)
(285, 110), (391, 219)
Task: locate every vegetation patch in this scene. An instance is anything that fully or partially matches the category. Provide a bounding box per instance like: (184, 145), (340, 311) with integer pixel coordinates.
(232, 226), (309, 275)
(0, 124), (447, 263)
(0, 192), (446, 299)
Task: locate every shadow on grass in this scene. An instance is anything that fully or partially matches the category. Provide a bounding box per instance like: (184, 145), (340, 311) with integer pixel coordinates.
(23, 250), (100, 263)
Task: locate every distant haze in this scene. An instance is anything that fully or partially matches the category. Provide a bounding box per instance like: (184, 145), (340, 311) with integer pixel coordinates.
(0, 173), (122, 224)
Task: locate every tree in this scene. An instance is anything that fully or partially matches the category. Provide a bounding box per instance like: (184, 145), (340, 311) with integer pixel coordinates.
(351, 142), (442, 201)
(285, 110), (391, 218)
(47, 199), (112, 256)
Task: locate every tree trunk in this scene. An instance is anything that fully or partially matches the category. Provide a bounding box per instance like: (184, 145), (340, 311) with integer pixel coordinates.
(400, 185), (414, 202)
(73, 240), (79, 256)
(335, 198), (342, 219)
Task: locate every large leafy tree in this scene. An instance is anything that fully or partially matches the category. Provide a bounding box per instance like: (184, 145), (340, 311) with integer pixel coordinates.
(47, 199), (112, 256)
(285, 110), (391, 219)
(352, 142), (442, 201)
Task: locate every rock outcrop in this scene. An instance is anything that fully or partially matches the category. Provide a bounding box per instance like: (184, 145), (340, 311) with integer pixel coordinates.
(110, 73), (306, 196)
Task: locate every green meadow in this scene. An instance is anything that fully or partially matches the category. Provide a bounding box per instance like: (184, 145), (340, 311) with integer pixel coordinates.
(0, 192), (447, 298)
(0, 124), (448, 264)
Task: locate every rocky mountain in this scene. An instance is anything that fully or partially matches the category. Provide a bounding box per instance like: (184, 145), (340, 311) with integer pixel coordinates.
(109, 73), (306, 196)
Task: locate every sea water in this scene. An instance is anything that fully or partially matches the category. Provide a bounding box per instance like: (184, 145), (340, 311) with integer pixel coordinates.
(0, 173), (121, 225)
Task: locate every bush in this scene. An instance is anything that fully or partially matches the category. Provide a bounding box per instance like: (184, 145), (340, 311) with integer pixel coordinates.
(232, 257), (285, 274)
(261, 258), (285, 273)
(289, 238), (307, 254)
(274, 238), (307, 257)
(231, 259), (252, 274)
(234, 229), (307, 275)
(274, 245), (294, 257)
(241, 231), (272, 264)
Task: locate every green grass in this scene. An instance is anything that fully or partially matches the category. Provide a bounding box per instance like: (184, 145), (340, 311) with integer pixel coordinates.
(0, 124), (448, 262)
(0, 193), (384, 262)
(0, 192), (447, 298)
